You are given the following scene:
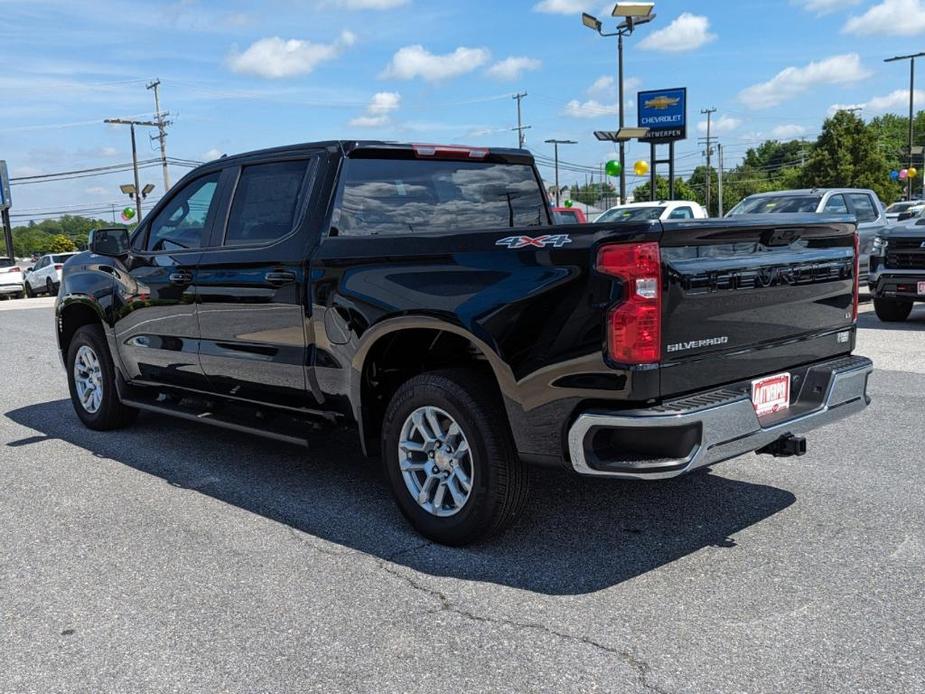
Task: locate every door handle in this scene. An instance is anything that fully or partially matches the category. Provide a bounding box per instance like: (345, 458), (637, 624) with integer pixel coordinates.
(265, 271), (296, 286)
(169, 271), (193, 285)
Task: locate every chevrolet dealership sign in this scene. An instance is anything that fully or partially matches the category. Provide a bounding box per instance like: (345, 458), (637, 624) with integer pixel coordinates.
(637, 88), (687, 142)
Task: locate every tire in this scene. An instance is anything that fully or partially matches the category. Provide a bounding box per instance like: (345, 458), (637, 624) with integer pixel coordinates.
(873, 298), (913, 322)
(66, 324), (138, 430)
(381, 369), (528, 546)
(46, 278), (56, 296)
(24, 282), (34, 298)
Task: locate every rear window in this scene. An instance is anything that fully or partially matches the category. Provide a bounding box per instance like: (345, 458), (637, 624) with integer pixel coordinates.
(332, 158), (548, 236)
(51, 254), (74, 263)
(596, 206), (665, 223)
(729, 195), (821, 215)
(886, 202), (915, 214)
(0, 258), (14, 268)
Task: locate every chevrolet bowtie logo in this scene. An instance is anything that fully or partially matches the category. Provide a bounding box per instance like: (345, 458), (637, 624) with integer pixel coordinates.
(644, 96), (680, 110)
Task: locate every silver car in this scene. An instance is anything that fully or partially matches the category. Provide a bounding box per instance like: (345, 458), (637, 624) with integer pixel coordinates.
(727, 188), (887, 280)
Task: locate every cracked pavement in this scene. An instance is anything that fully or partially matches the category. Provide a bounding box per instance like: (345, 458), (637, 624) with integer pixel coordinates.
(1, 300), (923, 692)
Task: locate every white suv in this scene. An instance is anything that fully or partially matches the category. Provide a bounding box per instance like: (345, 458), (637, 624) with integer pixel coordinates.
(25, 252), (78, 297)
(0, 257), (25, 299)
(595, 200), (709, 223)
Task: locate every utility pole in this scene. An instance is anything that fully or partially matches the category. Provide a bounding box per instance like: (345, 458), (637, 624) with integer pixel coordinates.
(512, 92), (531, 149)
(147, 78), (172, 191)
(885, 53), (925, 200)
(700, 107), (717, 214)
(544, 139), (577, 207)
(104, 118), (159, 220)
(717, 143), (724, 218)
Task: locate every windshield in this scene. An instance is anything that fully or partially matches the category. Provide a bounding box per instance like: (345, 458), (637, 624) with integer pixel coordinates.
(596, 206), (666, 223)
(728, 195), (822, 215)
(333, 158), (548, 235)
(886, 202), (917, 214)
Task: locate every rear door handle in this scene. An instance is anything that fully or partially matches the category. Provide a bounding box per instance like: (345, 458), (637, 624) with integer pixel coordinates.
(265, 271), (296, 286)
(169, 271), (193, 285)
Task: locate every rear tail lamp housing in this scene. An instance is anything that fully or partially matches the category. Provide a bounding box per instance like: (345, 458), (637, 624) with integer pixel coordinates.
(852, 230), (860, 323)
(596, 242), (663, 365)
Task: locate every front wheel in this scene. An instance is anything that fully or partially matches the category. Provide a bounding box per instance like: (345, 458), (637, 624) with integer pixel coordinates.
(66, 324), (138, 430)
(873, 298), (913, 322)
(381, 369), (528, 546)
(24, 282), (34, 298)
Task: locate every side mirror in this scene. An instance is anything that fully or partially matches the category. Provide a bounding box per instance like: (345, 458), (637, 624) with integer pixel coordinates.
(89, 227), (130, 257)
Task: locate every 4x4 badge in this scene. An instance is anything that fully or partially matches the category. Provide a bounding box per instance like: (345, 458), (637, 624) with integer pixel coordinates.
(496, 234), (573, 249)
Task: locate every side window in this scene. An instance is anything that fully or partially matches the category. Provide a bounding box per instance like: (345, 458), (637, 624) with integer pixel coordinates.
(224, 160), (309, 246)
(37, 257), (48, 269)
(668, 207), (693, 219)
(147, 172), (221, 252)
(848, 193), (877, 223)
(823, 194), (848, 214)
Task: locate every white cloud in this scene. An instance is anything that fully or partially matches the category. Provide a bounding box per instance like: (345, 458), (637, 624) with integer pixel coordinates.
(202, 148), (224, 161)
(532, 0), (587, 13)
(382, 45), (490, 82)
(350, 91), (401, 127)
(99, 146), (119, 157)
(793, 0), (860, 14)
(332, 0), (408, 7)
(588, 75), (614, 98)
(487, 56), (541, 81)
(564, 99), (619, 118)
(639, 13), (716, 52)
(697, 114), (741, 134)
(228, 31), (356, 79)
(844, 0), (925, 35)
(85, 186), (109, 196)
(771, 124), (809, 138)
(739, 53), (872, 109)
(829, 89), (925, 115)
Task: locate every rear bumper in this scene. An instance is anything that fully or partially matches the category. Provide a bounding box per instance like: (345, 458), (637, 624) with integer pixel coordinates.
(868, 270), (925, 300)
(567, 354), (873, 480)
(0, 282), (24, 294)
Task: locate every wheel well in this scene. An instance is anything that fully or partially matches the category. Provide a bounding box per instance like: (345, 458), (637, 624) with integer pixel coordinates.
(360, 329), (503, 455)
(59, 303), (102, 356)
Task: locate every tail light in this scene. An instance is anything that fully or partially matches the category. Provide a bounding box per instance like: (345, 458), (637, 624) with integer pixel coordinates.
(852, 230), (860, 322)
(3, 266), (20, 273)
(413, 144), (489, 160)
(54, 264), (63, 270)
(596, 242), (662, 364)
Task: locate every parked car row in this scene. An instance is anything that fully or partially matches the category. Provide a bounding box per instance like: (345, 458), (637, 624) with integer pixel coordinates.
(0, 252), (79, 299)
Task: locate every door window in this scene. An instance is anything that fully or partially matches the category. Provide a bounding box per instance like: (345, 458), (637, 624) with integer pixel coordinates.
(847, 193), (878, 223)
(224, 160), (310, 245)
(668, 207), (693, 219)
(146, 172), (221, 252)
(823, 194), (848, 214)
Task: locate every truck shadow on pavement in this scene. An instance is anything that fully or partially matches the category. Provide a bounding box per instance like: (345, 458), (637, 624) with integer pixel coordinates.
(7, 400), (796, 596)
(857, 307), (925, 331)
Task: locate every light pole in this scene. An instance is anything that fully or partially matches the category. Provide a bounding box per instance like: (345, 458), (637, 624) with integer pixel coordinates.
(544, 139), (577, 207)
(105, 117), (159, 220)
(885, 52), (925, 200)
(582, 3), (656, 205)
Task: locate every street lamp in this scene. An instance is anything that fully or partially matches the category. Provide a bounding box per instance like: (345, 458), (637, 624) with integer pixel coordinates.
(885, 52), (925, 200)
(544, 139), (577, 207)
(582, 3), (656, 205)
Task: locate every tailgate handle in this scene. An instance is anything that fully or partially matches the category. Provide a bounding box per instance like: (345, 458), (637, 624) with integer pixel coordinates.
(265, 271), (296, 286)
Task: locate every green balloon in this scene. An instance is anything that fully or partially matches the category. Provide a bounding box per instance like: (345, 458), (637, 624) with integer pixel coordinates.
(605, 160), (622, 176)
(564, 200), (573, 208)
(122, 207), (135, 219)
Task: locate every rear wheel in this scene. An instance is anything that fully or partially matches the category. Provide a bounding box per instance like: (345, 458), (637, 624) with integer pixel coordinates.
(66, 324), (137, 430)
(381, 369), (528, 546)
(24, 282), (34, 298)
(873, 298), (913, 322)
(46, 278), (55, 296)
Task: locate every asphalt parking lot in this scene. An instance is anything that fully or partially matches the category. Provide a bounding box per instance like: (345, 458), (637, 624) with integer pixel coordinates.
(1, 297), (923, 693)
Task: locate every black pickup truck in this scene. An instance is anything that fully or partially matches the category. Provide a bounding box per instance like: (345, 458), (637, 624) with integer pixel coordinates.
(56, 141), (872, 545)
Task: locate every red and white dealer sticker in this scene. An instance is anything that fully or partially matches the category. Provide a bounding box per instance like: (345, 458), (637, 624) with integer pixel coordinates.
(918, 281), (925, 296)
(751, 373), (791, 417)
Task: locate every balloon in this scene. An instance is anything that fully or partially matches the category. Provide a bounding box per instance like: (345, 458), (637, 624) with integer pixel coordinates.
(910, 167), (919, 179)
(564, 200), (573, 208)
(900, 169), (909, 180)
(890, 169), (900, 181)
(605, 160), (622, 176)
(121, 207), (135, 222)
(634, 160), (650, 176)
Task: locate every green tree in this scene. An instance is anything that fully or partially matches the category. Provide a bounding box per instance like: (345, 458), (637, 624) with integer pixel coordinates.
(801, 110), (898, 202)
(631, 175), (699, 204)
(46, 234), (77, 252)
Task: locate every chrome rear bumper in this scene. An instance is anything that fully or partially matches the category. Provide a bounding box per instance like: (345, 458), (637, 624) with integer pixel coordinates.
(567, 355), (873, 480)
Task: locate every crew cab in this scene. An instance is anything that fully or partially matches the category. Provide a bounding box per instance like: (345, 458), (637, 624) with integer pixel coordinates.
(56, 141), (872, 545)
(868, 220), (925, 321)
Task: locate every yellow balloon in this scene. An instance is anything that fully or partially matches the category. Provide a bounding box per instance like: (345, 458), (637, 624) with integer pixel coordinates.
(634, 160), (650, 176)
(910, 167), (919, 179)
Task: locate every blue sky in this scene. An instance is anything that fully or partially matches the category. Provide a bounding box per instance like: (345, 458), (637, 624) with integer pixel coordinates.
(3, 0), (925, 221)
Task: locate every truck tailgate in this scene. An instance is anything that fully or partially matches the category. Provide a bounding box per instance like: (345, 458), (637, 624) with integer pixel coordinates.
(658, 217), (857, 397)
